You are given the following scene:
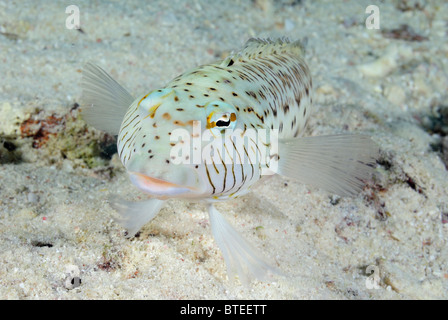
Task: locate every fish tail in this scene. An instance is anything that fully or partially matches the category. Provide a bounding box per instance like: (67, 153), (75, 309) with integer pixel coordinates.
(81, 62), (134, 135)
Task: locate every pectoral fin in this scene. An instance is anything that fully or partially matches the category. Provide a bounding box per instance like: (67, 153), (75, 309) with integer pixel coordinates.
(81, 63), (134, 135)
(277, 134), (379, 196)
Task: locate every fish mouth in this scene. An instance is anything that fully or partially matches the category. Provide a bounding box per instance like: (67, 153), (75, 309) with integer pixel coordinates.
(129, 171), (201, 198)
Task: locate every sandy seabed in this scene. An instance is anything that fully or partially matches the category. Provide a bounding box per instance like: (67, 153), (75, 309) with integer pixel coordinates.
(0, 0), (447, 299)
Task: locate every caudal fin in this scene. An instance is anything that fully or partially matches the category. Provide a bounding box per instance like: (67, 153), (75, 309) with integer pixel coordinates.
(81, 63), (134, 135)
(278, 134), (379, 196)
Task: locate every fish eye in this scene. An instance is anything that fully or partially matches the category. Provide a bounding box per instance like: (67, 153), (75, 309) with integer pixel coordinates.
(215, 114), (232, 128)
(207, 112), (237, 129)
(204, 101), (237, 131)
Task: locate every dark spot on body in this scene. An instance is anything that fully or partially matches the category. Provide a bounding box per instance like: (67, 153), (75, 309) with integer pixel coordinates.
(163, 113), (171, 120)
(294, 129), (299, 137)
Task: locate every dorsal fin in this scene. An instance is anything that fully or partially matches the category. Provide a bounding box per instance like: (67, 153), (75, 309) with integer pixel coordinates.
(221, 38), (306, 67)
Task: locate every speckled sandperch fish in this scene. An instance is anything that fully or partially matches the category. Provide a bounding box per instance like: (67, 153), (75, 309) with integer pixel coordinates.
(82, 38), (378, 284)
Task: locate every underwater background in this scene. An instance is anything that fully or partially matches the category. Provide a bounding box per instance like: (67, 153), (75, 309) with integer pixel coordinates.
(0, 0), (447, 299)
